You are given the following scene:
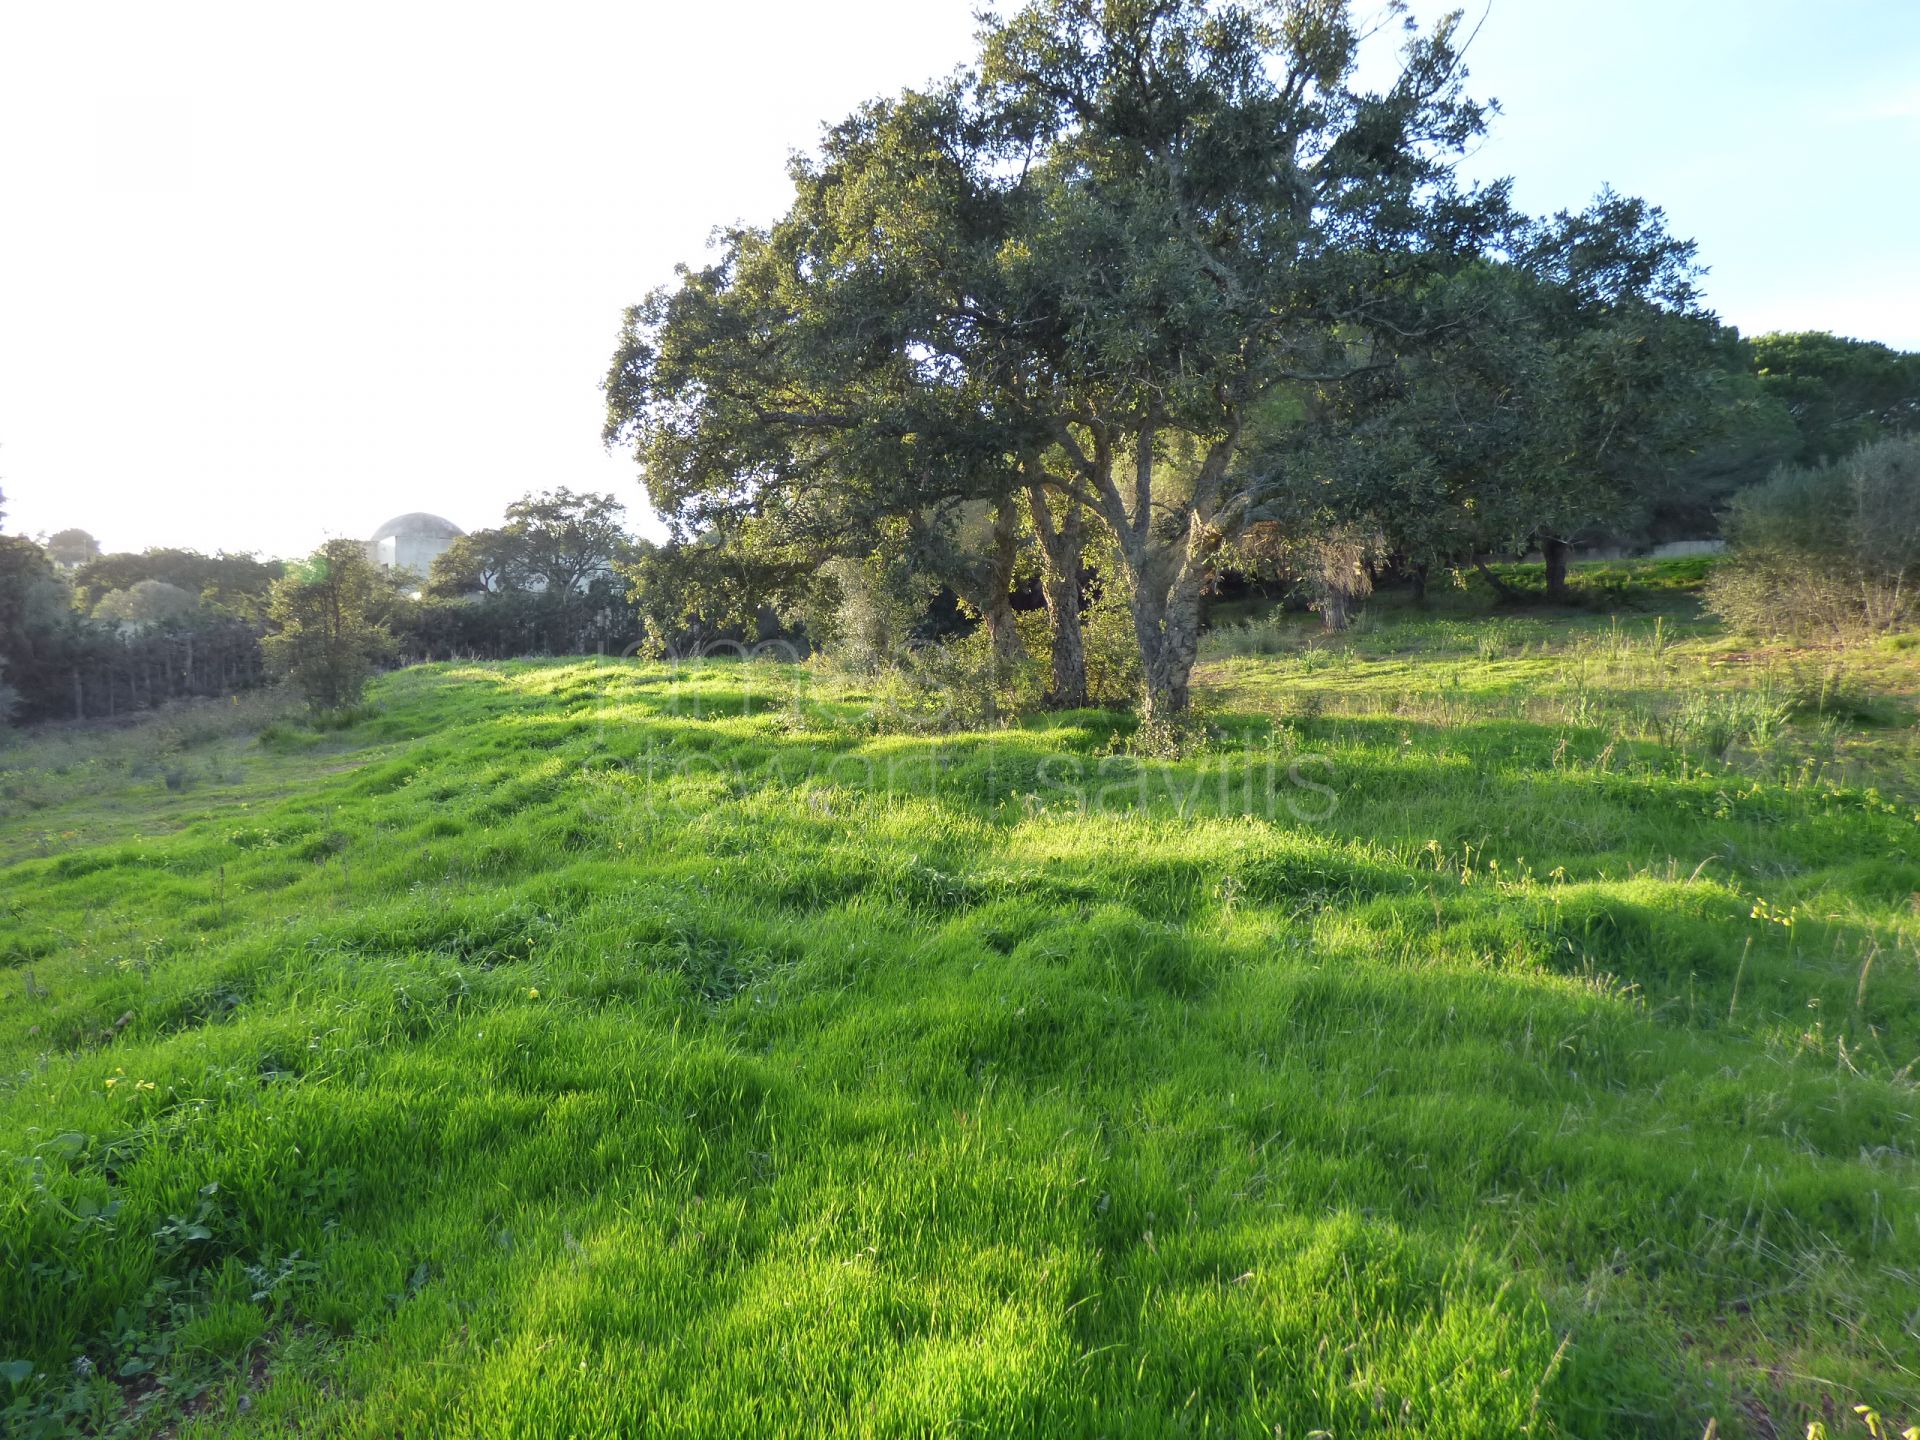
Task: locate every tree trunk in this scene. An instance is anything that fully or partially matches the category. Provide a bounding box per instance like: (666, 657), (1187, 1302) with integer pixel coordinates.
(932, 498), (1025, 669)
(1043, 542), (1087, 709)
(980, 600), (1022, 666)
(1474, 557), (1521, 603)
(1135, 597), (1201, 720)
(1128, 559), (1205, 722)
(1410, 561), (1429, 607)
(1114, 438), (1233, 722)
(1321, 589), (1351, 631)
(1054, 415), (1236, 723)
(1026, 482), (1086, 708)
(1543, 537), (1571, 603)
(985, 499), (1023, 668)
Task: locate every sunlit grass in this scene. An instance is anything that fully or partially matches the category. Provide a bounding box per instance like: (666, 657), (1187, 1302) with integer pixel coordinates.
(2, 597), (1917, 1436)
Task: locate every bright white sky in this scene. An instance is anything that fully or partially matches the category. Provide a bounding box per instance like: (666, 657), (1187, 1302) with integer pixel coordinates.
(1, 1), (1915, 559)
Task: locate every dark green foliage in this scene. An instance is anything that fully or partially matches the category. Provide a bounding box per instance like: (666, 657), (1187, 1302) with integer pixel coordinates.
(403, 490), (639, 661)
(71, 549), (283, 623)
(0, 535), (77, 717)
(92, 579), (199, 626)
(1248, 196), (1755, 607)
(383, 585), (636, 665)
(1752, 330), (1920, 465)
(607, 0), (1518, 718)
(43, 528), (101, 570)
(617, 533), (812, 657)
(2, 539), (266, 725)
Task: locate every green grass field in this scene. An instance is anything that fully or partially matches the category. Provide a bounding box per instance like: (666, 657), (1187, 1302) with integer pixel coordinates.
(4, 571), (1919, 1437)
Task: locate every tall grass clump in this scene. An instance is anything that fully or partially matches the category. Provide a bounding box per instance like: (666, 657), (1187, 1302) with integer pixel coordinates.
(1663, 686), (1795, 758)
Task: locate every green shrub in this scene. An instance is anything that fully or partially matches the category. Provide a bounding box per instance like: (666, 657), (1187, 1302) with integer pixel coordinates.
(1706, 435), (1920, 640)
(262, 541), (392, 710)
(877, 624), (1046, 731)
(804, 553), (934, 675)
(1203, 616), (1292, 658)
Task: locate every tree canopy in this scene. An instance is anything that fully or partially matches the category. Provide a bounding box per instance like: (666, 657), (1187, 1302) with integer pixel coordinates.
(43, 528), (101, 570)
(1751, 330), (1920, 465)
(604, 1), (1907, 712)
(610, 0), (1531, 716)
(72, 548), (283, 621)
(93, 578), (201, 627)
(429, 490), (630, 598)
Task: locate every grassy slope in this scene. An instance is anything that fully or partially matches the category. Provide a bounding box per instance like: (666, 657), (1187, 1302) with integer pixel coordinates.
(3, 585), (1919, 1437)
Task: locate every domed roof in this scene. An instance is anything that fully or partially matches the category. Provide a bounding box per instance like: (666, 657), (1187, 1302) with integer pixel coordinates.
(370, 512), (464, 542)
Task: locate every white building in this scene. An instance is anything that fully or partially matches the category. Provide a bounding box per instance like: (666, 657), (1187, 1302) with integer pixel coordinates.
(364, 512), (463, 580)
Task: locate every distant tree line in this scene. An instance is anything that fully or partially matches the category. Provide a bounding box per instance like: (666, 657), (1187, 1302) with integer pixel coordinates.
(403, 488), (640, 660)
(0, 489), (657, 724)
(0, 483), (665, 725)
(70, 548), (283, 622)
(266, 491), (651, 711)
(0, 523), (282, 725)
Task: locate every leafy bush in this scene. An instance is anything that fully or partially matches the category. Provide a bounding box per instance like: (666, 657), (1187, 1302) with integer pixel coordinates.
(1122, 711), (1216, 759)
(1295, 526), (1381, 630)
(815, 536), (1141, 723)
(805, 554), (934, 675)
(1706, 435), (1920, 640)
(262, 541), (392, 711)
(867, 624), (1045, 732)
